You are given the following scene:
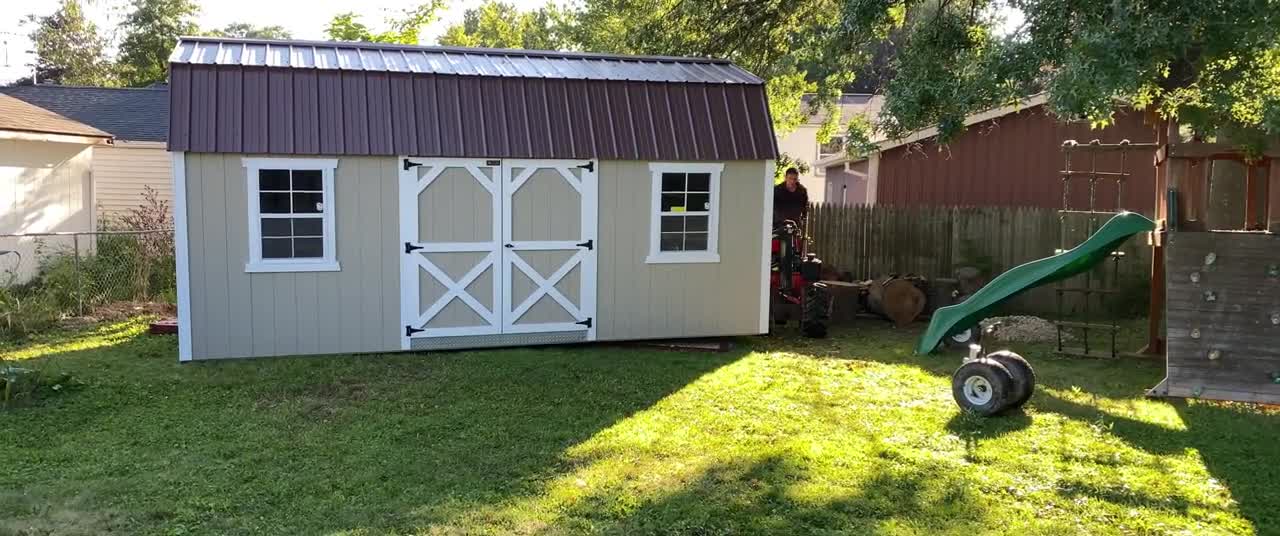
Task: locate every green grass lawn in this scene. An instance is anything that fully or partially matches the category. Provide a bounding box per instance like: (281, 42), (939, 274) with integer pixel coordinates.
(3, 319), (1278, 535)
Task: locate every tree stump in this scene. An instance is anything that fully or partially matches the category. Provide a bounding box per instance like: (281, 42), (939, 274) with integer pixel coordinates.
(866, 276), (927, 327)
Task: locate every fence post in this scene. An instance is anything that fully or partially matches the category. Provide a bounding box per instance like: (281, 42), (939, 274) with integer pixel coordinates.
(73, 233), (83, 316)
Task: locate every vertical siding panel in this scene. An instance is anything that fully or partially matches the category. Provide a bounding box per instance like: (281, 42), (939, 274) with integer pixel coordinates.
(523, 79), (553, 159)
(168, 65), (192, 150)
(365, 72), (394, 155)
(388, 74), (418, 156)
(185, 154), (208, 357)
(317, 70), (344, 154)
(200, 154), (231, 358)
(268, 68), (295, 154)
(686, 84), (717, 159)
(597, 160), (616, 337)
(379, 158), (399, 351)
(272, 274), (299, 356)
(293, 69), (320, 154)
(648, 84), (679, 160)
(242, 68), (269, 153)
(189, 67), (217, 151)
(503, 78), (532, 158)
(543, 79), (574, 159)
(565, 82), (594, 159)
(666, 85), (698, 160)
(626, 81), (658, 161)
(224, 154), (254, 358)
(336, 158), (364, 352)
(342, 72), (370, 155)
(359, 158), (383, 348)
(294, 273), (319, 355)
(415, 75), (445, 156)
(723, 85), (755, 159)
(215, 68), (243, 153)
(458, 77), (486, 156)
(588, 81), (618, 160)
(480, 77), (508, 157)
(607, 82), (636, 160)
(743, 87), (776, 159)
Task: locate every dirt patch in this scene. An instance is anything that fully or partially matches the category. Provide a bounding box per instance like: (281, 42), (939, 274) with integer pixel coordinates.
(254, 379), (370, 418)
(980, 315), (1071, 343)
(57, 301), (176, 330)
(0, 492), (126, 536)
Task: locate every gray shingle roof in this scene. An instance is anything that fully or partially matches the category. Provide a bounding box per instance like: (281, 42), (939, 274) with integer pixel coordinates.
(1, 85), (168, 142)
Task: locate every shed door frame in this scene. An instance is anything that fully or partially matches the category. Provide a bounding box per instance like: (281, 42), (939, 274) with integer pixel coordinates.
(399, 157), (598, 349)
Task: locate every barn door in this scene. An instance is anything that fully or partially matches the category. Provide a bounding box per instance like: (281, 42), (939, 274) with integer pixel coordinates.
(400, 158), (503, 347)
(501, 160), (597, 338)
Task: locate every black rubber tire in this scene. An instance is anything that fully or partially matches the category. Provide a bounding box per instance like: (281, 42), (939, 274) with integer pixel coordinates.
(951, 358), (1016, 416)
(801, 282), (831, 338)
(985, 350), (1035, 411)
(941, 324), (983, 350)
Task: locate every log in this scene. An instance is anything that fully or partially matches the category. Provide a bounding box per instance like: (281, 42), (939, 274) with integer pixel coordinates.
(821, 280), (865, 323)
(866, 276), (927, 327)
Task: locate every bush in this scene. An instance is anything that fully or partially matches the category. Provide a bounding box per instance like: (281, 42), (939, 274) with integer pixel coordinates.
(0, 359), (77, 407)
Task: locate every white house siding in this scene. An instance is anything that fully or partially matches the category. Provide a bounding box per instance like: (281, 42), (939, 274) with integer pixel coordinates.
(0, 139), (95, 282)
(775, 124), (829, 203)
(92, 142), (173, 218)
(183, 153), (768, 359)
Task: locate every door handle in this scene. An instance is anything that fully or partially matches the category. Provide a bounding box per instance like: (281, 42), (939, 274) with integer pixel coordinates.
(504, 243), (514, 248)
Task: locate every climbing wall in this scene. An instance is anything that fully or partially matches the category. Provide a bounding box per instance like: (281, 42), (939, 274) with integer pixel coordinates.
(1152, 232), (1280, 403)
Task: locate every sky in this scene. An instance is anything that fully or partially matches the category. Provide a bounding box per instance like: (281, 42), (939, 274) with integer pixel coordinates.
(0, 0), (546, 84)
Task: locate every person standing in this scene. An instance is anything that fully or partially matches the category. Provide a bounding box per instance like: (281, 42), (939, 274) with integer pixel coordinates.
(773, 167), (809, 223)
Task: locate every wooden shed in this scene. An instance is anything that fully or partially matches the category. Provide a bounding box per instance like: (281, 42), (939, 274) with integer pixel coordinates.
(166, 37), (778, 360)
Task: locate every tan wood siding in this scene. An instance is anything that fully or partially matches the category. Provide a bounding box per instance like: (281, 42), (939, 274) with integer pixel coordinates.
(0, 140), (95, 282)
(185, 155), (766, 359)
(92, 143), (173, 217)
(596, 160), (765, 340)
(184, 153), (400, 359)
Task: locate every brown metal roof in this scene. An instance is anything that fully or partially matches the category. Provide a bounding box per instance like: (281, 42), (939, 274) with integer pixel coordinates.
(167, 38), (777, 160)
(0, 94), (112, 140)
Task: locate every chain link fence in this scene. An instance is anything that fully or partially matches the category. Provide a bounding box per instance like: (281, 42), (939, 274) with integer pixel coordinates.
(0, 229), (176, 338)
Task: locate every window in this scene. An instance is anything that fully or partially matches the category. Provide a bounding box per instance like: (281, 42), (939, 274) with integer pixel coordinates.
(818, 135), (845, 159)
(243, 158), (339, 273)
(647, 163), (722, 264)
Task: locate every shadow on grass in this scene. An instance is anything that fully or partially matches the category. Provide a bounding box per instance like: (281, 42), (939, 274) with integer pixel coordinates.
(2, 324), (755, 534)
(819, 323), (1280, 532)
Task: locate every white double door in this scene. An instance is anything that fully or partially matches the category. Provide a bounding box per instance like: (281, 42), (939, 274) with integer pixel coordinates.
(399, 158), (597, 348)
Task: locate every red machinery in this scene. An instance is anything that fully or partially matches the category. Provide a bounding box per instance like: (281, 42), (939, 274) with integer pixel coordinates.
(770, 219), (832, 337)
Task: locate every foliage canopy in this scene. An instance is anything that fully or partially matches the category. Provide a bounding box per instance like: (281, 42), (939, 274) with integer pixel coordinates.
(23, 0), (114, 86)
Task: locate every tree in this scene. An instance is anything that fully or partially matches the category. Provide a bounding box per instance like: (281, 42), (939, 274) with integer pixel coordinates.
(837, 0), (1280, 152)
(116, 0), (200, 87)
(24, 0), (114, 86)
(324, 2), (445, 45)
(204, 23), (292, 40)
(437, 2), (575, 50)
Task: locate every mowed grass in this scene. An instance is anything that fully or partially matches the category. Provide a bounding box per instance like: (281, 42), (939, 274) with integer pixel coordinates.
(3, 319), (1279, 535)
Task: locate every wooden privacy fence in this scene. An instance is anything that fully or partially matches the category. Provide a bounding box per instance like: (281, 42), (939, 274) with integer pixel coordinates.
(806, 204), (1153, 316)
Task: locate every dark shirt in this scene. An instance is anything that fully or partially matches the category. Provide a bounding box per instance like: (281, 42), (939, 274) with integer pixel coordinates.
(774, 182), (808, 223)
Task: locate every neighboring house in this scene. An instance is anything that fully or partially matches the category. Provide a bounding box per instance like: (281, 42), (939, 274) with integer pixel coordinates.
(818, 95), (1158, 213)
(774, 94), (881, 203)
(2, 85), (171, 217)
(0, 94), (113, 281)
(167, 37), (778, 361)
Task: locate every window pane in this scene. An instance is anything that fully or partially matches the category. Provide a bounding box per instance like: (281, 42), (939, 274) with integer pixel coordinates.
(293, 237), (323, 258)
(686, 193), (711, 211)
(685, 215), (709, 232)
(259, 169), (290, 190)
(685, 232), (708, 251)
(660, 215), (683, 233)
(260, 192), (291, 214)
(686, 173), (711, 192)
(262, 218), (291, 237)
(661, 172), (685, 192)
(660, 193), (685, 212)
(292, 217), (323, 237)
(262, 238), (292, 258)
(292, 169), (322, 191)
(292, 192), (324, 214)
(659, 232), (684, 252)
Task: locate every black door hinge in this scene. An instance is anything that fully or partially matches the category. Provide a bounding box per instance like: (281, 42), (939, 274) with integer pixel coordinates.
(577, 161), (594, 172)
(403, 158), (422, 170)
(406, 326), (425, 337)
(575, 317), (593, 328)
(405, 242), (424, 254)
(576, 239), (593, 250)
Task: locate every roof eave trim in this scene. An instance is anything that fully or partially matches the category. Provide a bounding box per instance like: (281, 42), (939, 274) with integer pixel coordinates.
(0, 129), (113, 145)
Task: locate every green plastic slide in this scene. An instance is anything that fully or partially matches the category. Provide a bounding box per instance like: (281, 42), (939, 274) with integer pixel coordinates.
(915, 212), (1156, 355)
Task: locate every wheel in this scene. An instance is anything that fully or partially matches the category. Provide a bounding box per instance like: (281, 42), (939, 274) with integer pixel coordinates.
(951, 358), (1015, 416)
(986, 350), (1035, 410)
(801, 282), (831, 338)
(941, 324), (982, 350)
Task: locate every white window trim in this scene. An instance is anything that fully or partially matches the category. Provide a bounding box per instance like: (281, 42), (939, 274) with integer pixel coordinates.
(242, 157), (340, 273)
(646, 162), (723, 264)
